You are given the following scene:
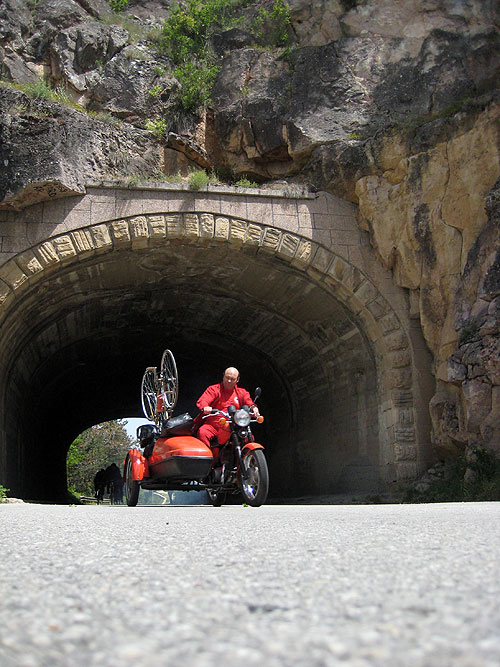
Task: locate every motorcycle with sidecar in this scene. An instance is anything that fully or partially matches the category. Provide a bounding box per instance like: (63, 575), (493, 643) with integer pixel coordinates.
(123, 350), (268, 507)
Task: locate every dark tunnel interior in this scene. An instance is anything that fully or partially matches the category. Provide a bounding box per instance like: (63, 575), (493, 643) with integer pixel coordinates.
(0, 240), (383, 502)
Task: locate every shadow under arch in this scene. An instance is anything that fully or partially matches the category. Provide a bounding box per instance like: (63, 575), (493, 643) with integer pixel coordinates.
(0, 212), (425, 502)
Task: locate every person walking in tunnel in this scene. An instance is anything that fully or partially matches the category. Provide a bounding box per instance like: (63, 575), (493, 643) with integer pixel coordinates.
(94, 468), (106, 504)
(105, 463), (124, 504)
(195, 367), (259, 453)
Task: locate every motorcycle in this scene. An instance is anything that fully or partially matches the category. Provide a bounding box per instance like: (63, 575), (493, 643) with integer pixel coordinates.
(202, 390), (269, 507)
(124, 351), (268, 507)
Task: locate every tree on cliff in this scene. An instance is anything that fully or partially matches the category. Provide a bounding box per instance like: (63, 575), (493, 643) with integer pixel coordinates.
(67, 420), (133, 497)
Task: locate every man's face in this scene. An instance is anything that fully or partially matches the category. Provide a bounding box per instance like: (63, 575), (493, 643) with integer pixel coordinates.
(222, 368), (239, 390)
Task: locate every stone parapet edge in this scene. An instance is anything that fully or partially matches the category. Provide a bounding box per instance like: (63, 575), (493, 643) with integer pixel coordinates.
(85, 181), (317, 200)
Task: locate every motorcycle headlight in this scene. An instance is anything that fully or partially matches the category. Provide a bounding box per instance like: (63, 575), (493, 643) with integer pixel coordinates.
(234, 409), (251, 427)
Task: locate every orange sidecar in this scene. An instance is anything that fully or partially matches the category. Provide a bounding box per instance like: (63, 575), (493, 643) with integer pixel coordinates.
(123, 413), (213, 505)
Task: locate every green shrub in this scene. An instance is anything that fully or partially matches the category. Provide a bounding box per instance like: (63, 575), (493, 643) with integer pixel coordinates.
(109, 0), (128, 12)
(165, 171), (184, 184)
(252, 0), (291, 48)
(174, 61), (220, 111)
(148, 84), (163, 97)
(160, 0), (290, 111)
(145, 118), (167, 138)
(404, 449), (500, 503)
(188, 169), (210, 190)
(0, 485), (9, 502)
(160, 0), (237, 110)
(52, 85), (77, 107)
(87, 110), (120, 125)
(24, 79), (54, 100)
(235, 177), (258, 188)
(161, 0), (248, 64)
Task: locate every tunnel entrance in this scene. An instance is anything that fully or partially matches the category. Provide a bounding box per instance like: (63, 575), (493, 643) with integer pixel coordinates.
(0, 212), (424, 502)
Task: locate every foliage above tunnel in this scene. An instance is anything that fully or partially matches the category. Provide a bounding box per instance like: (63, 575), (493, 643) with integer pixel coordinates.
(159, 0), (292, 110)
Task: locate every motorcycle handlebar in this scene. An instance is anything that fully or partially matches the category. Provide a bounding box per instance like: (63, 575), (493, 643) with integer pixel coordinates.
(201, 408), (226, 417)
(201, 408), (263, 423)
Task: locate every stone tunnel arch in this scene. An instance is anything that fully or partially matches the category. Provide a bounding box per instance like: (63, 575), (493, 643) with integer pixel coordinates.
(0, 210), (430, 501)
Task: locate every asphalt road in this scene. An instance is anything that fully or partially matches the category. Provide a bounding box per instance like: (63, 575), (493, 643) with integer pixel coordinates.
(1, 502), (499, 666)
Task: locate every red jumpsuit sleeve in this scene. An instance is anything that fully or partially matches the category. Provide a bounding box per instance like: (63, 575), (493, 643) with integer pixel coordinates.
(196, 384), (219, 410)
(239, 388), (253, 407)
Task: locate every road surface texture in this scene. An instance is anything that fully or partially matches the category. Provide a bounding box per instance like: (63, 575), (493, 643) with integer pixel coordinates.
(1, 502), (499, 666)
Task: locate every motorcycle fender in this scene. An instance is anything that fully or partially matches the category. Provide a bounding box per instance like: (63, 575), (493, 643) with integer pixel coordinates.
(242, 442), (264, 455)
(129, 449), (149, 481)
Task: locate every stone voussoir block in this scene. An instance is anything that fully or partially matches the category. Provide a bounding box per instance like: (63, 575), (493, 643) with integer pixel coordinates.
(277, 232), (300, 261)
(342, 264), (364, 293)
(0, 260), (28, 290)
(214, 216), (230, 241)
(394, 442), (417, 461)
(110, 220), (132, 245)
(384, 329), (409, 351)
(71, 229), (96, 254)
(184, 213), (200, 239)
(90, 224), (113, 251)
(260, 227), (282, 254)
(15, 250), (44, 277)
(367, 296), (392, 320)
(199, 213), (215, 238)
(311, 246), (333, 274)
(0, 278), (11, 306)
(356, 306), (383, 342)
(291, 239), (316, 268)
(388, 349), (412, 368)
(129, 216), (150, 247)
(229, 219), (247, 245)
(165, 214), (184, 238)
(146, 215), (167, 239)
(52, 235), (77, 260)
(245, 223), (263, 246)
(383, 367), (413, 390)
(379, 311), (401, 335)
(35, 240), (60, 267)
(328, 255), (348, 283)
(353, 279), (379, 306)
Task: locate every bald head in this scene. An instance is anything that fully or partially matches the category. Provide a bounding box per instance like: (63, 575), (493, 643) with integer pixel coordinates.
(222, 367), (240, 390)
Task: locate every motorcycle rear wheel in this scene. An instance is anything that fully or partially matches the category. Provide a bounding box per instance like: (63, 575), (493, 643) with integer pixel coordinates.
(240, 449), (269, 507)
(124, 456), (140, 507)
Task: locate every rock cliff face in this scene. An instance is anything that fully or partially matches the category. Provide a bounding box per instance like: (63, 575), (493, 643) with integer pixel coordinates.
(1, 0), (499, 463)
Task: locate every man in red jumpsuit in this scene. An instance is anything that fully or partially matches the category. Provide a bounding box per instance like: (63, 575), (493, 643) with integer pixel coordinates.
(195, 366), (259, 449)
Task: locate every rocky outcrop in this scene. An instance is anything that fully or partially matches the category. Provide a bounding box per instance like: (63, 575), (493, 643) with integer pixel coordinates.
(0, 0), (500, 464)
(431, 179), (500, 459)
(356, 104), (500, 362)
(0, 86), (162, 208)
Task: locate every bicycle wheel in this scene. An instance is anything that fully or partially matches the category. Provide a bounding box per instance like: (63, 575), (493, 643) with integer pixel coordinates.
(141, 367), (158, 421)
(160, 349), (178, 410)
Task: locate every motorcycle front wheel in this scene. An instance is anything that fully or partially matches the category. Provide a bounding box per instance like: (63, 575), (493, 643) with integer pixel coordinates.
(124, 456), (140, 507)
(240, 449), (269, 507)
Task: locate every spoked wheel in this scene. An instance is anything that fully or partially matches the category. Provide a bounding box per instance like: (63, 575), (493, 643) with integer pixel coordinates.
(124, 456), (140, 507)
(141, 367), (158, 421)
(207, 488), (227, 507)
(240, 449), (269, 507)
(160, 349), (178, 412)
